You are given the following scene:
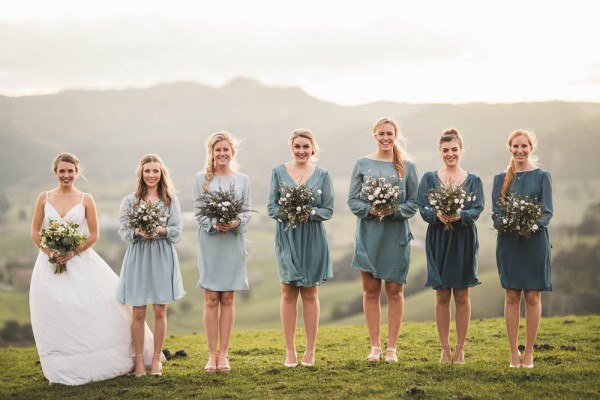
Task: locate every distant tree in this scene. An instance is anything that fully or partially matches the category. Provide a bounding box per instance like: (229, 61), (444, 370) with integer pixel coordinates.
(18, 209), (27, 221)
(0, 192), (9, 222)
(578, 201), (600, 235)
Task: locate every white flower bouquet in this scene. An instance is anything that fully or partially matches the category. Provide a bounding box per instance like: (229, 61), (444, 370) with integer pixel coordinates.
(277, 183), (317, 231)
(428, 181), (475, 230)
(361, 175), (402, 222)
(39, 219), (87, 273)
(122, 200), (169, 241)
(195, 183), (253, 230)
(496, 193), (542, 239)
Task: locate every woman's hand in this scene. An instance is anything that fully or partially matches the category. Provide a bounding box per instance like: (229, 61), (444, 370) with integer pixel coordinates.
(55, 250), (75, 265)
(437, 211), (461, 224)
(214, 219), (241, 233)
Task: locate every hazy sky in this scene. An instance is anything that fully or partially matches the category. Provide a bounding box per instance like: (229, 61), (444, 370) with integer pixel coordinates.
(2, 0), (599, 105)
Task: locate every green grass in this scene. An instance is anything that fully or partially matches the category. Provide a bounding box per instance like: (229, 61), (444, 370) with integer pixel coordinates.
(1, 315), (599, 399)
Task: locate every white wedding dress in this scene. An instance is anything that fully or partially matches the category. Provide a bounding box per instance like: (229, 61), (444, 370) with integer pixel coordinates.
(29, 195), (157, 385)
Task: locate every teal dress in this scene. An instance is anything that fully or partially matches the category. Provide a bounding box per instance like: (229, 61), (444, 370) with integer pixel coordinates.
(348, 158), (419, 283)
(267, 165), (334, 287)
(417, 171), (484, 289)
(492, 169), (553, 291)
(117, 194), (186, 306)
(193, 173), (251, 291)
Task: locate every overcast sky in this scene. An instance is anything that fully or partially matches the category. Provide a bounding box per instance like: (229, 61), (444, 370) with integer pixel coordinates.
(1, 0), (599, 105)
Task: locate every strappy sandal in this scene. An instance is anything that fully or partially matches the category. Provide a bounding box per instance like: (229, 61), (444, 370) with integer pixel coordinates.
(204, 353), (218, 375)
(367, 346), (382, 363)
(385, 348), (398, 363)
(439, 344), (452, 364)
(217, 353), (230, 373)
(150, 353), (163, 376)
(133, 354), (146, 377)
(453, 343), (465, 365)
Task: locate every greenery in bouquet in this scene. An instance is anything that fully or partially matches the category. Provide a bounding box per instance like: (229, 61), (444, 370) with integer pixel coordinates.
(361, 175), (402, 222)
(195, 183), (253, 229)
(122, 200), (169, 241)
(428, 180), (475, 230)
(277, 183), (318, 231)
(39, 219), (87, 273)
(496, 193), (542, 238)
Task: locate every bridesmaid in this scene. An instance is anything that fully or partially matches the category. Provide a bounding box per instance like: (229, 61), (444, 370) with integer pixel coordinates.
(117, 154), (186, 377)
(267, 129), (334, 367)
(193, 131), (252, 374)
(348, 117), (418, 363)
(492, 130), (553, 369)
(416, 128), (484, 364)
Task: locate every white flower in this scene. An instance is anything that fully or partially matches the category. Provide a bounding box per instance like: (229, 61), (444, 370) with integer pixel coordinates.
(382, 199), (386, 204)
(277, 218), (283, 222)
(286, 193), (291, 198)
(368, 195), (374, 201)
(430, 200), (437, 205)
(296, 206), (302, 212)
(454, 198), (460, 204)
(317, 189), (322, 194)
(459, 198), (464, 204)
(520, 200), (525, 204)
(531, 224), (538, 231)
(311, 209), (316, 215)
(143, 216), (148, 221)
(222, 207), (227, 211)
(503, 218), (508, 224)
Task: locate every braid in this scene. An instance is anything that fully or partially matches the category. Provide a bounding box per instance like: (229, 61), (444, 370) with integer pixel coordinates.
(392, 144), (406, 178)
(203, 163), (215, 192)
(501, 159), (516, 199)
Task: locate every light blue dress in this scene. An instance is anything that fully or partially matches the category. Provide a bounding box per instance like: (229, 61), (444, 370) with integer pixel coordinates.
(267, 165), (334, 287)
(116, 194), (186, 306)
(492, 169), (553, 291)
(417, 171), (484, 289)
(193, 173), (251, 291)
(348, 158), (419, 283)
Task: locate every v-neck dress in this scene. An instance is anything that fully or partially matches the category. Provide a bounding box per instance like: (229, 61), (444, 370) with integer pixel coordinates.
(267, 164), (334, 287)
(116, 194), (186, 306)
(492, 169), (553, 291)
(417, 171), (484, 289)
(347, 158), (419, 283)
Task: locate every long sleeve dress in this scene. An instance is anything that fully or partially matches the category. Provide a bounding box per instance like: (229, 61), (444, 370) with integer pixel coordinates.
(193, 172), (251, 291)
(116, 194), (186, 306)
(492, 169), (553, 291)
(347, 158), (419, 283)
(417, 171), (484, 289)
(267, 164), (334, 287)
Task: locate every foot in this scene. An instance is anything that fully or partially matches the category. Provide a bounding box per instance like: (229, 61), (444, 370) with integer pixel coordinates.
(217, 353), (231, 373)
(385, 348), (398, 363)
(284, 351), (298, 368)
(521, 351), (534, 368)
(204, 354), (218, 375)
(133, 354), (146, 377)
(510, 350), (521, 368)
(439, 344), (452, 364)
(150, 353), (163, 377)
(301, 351), (315, 367)
(452, 344), (465, 365)
(367, 346), (382, 363)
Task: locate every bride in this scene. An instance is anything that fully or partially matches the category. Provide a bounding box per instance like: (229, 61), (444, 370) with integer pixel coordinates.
(29, 152), (156, 385)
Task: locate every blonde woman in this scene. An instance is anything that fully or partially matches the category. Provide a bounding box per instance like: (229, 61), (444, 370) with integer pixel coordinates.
(347, 118), (418, 363)
(193, 132), (251, 374)
(117, 154), (185, 377)
(492, 130), (553, 369)
(267, 129), (334, 367)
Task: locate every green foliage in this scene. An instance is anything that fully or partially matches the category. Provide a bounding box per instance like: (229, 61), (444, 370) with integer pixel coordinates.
(1, 316), (599, 399)
(577, 201), (600, 235)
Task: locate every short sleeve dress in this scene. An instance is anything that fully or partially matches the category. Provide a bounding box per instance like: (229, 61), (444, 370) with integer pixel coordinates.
(193, 172), (251, 291)
(417, 171), (484, 289)
(347, 158), (419, 283)
(267, 164), (334, 287)
(491, 169), (553, 291)
(116, 194), (187, 306)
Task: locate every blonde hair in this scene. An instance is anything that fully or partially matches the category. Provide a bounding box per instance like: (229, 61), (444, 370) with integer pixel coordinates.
(52, 152), (80, 172)
(134, 154), (174, 206)
(501, 129), (538, 198)
(372, 117), (408, 177)
(289, 129), (319, 159)
(439, 128), (463, 149)
(203, 131), (239, 192)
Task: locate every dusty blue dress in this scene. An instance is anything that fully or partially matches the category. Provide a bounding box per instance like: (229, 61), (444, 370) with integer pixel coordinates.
(348, 158), (419, 283)
(417, 171), (484, 289)
(193, 173), (251, 291)
(492, 169), (553, 291)
(267, 165), (334, 287)
(117, 194), (186, 306)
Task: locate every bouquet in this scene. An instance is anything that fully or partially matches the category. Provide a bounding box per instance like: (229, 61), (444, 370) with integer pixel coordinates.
(122, 200), (169, 241)
(428, 181), (475, 230)
(361, 175), (402, 222)
(195, 183), (253, 231)
(496, 193), (542, 239)
(277, 183), (318, 231)
(39, 219), (87, 273)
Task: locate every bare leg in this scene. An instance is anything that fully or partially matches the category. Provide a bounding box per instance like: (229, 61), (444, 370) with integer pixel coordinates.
(204, 290), (219, 371)
(151, 304), (167, 374)
(218, 291), (235, 371)
(435, 289), (452, 363)
(360, 271), (382, 361)
(385, 281), (404, 349)
(300, 286), (320, 365)
(452, 288), (471, 364)
(522, 290), (542, 368)
(504, 289), (522, 367)
(132, 305), (147, 375)
(280, 284), (300, 365)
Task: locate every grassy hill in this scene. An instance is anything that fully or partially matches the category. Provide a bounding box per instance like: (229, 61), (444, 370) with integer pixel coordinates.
(1, 315), (599, 399)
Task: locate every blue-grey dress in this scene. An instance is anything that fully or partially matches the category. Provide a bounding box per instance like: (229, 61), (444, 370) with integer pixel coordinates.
(492, 169), (553, 291)
(417, 171), (484, 289)
(267, 164), (334, 287)
(193, 173), (251, 291)
(116, 194), (186, 306)
(348, 158), (419, 283)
